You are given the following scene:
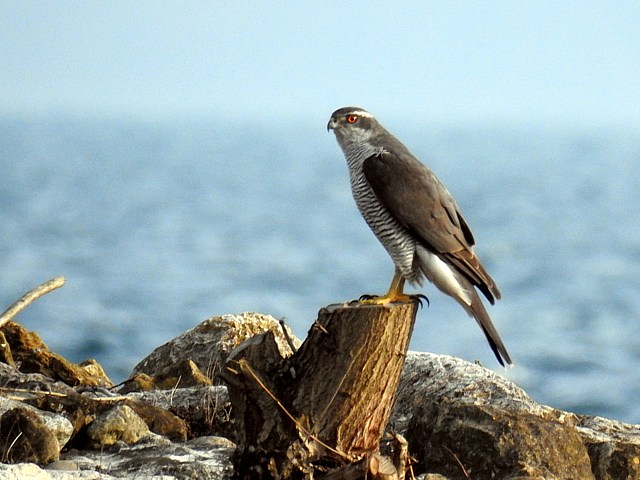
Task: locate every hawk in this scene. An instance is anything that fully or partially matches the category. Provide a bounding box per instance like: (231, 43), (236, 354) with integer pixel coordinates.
(328, 107), (512, 366)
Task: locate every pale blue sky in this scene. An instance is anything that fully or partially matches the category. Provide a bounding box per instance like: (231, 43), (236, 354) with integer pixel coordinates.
(2, 1), (639, 127)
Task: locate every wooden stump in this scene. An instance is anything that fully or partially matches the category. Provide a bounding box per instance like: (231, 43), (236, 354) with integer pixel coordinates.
(222, 301), (419, 479)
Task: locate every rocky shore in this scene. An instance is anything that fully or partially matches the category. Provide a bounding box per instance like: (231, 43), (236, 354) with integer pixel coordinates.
(1, 312), (639, 479)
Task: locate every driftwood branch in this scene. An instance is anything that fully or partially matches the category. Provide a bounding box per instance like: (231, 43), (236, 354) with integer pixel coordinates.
(0, 276), (66, 329)
(223, 301), (419, 479)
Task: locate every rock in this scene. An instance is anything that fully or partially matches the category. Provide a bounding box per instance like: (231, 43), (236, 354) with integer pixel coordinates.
(1, 460), (124, 479)
(0, 462), (53, 480)
(45, 460), (80, 471)
(1, 322), (112, 388)
(408, 401), (593, 479)
(37, 413), (74, 451)
(0, 361), (188, 449)
(394, 352), (640, 479)
(85, 405), (150, 447)
(391, 352), (554, 433)
(131, 313), (300, 387)
(0, 362), (78, 396)
(579, 415), (640, 480)
(122, 399), (188, 442)
(3, 313), (640, 479)
(128, 385), (231, 438)
(57, 435), (235, 479)
(117, 372), (156, 392)
(75, 360), (110, 387)
(0, 407), (60, 464)
(0, 397), (73, 449)
(120, 360), (212, 392)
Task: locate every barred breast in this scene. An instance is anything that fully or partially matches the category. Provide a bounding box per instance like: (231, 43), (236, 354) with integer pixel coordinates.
(344, 145), (424, 286)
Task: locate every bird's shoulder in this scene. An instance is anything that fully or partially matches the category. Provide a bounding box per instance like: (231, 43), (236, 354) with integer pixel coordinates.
(363, 148), (475, 247)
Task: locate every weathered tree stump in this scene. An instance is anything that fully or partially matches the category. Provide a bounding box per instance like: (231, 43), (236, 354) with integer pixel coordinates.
(222, 301), (419, 479)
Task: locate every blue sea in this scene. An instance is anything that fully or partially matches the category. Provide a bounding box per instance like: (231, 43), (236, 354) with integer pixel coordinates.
(1, 115), (639, 424)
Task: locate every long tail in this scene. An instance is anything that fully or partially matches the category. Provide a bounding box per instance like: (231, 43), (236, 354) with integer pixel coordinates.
(416, 248), (512, 366)
(461, 288), (512, 366)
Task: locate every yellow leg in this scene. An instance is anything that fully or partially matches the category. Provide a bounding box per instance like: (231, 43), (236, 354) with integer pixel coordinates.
(359, 270), (414, 305)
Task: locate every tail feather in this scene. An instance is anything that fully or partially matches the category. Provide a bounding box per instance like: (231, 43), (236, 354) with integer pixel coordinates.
(416, 247), (512, 366)
(462, 291), (512, 366)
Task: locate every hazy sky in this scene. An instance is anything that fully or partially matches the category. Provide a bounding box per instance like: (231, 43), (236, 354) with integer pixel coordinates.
(2, 1), (639, 127)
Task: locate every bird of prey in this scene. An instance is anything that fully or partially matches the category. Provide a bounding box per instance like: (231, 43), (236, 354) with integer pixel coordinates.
(327, 107), (512, 366)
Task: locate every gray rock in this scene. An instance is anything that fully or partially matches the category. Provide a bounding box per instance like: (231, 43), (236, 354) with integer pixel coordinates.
(579, 415), (640, 480)
(127, 385), (229, 413)
(0, 363), (77, 396)
(44, 460), (79, 471)
(391, 352), (557, 433)
(57, 435), (235, 479)
(128, 385), (232, 438)
(0, 397), (73, 449)
(132, 313), (300, 380)
(408, 400), (594, 479)
(0, 463), (53, 480)
(393, 352), (640, 479)
(4, 315), (640, 479)
(85, 405), (150, 447)
(48, 469), (121, 480)
(0, 407), (61, 465)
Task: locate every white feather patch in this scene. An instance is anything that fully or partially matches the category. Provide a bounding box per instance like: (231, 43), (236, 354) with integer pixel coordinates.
(417, 247), (472, 306)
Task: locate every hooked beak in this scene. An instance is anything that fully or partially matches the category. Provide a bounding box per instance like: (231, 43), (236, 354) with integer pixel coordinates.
(327, 117), (337, 132)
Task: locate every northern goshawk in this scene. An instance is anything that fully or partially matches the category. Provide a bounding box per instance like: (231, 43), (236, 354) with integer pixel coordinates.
(328, 106), (512, 366)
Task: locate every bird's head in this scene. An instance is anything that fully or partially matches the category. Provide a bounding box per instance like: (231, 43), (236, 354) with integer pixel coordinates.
(327, 107), (377, 147)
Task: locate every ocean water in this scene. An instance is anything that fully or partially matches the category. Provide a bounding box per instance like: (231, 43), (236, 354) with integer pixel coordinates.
(1, 116), (639, 424)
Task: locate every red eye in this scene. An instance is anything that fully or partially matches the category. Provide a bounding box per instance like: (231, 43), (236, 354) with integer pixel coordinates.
(346, 114), (358, 124)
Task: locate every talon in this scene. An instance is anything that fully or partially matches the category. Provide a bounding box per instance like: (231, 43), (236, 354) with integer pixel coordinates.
(359, 294), (376, 301)
(413, 294), (430, 308)
(359, 293), (414, 305)
(357, 271), (414, 305)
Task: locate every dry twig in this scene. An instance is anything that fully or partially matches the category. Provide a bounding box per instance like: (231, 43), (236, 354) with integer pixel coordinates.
(0, 276), (66, 329)
(444, 445), (470, 479)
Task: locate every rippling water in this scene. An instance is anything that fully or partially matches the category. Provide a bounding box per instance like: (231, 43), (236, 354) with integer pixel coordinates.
(1, 116), (639, 423)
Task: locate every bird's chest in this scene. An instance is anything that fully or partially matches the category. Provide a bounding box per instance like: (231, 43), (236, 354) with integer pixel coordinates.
(339, 145), (420, 281)
(346, 165), (384, 221)
(348, 166), (417, 268)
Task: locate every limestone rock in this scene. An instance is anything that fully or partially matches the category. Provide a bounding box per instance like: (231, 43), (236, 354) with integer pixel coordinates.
(408, 401), (593, 479)
(4, 313), (640, 479)
(85, 405), (150, 447)
(391, 352), (555, 433)
(394, 352), (640, 479)
(1, 322), (112, 388)
(0, 397), (73, 449)
(579, 415), (640, 480)
(131, 313), (300, 386)
(0, 407), (60, 464)
(45, 460), (80, 471)
(120, 359), (212, 392)
(0, 362), (78, 397)
(0, 362), (188, 447)
(0, 462), (54, 480)
(57, 434), (235, 479)
(121, 398), (188, 442)
(128, 385), (231, 438)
